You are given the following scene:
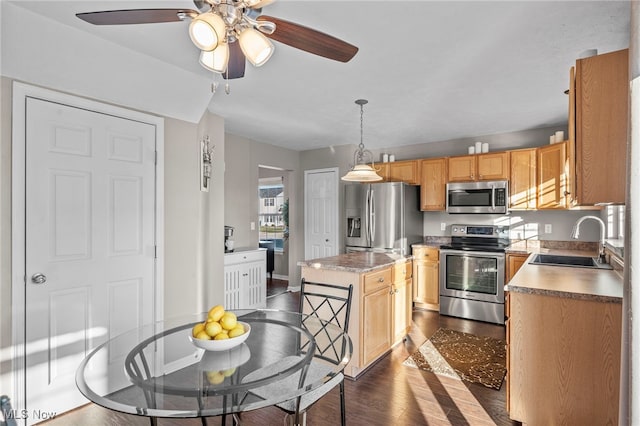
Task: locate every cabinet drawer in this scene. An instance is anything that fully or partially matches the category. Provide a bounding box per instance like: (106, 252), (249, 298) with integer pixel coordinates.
(363, 268), (392, 294)
(392, 260), (412, 282)
(224, 249), (266, 266)
(413, 247), (439, 262)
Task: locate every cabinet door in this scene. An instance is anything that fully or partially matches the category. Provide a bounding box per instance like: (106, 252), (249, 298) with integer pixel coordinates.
(477, 152), (510, 180)
(246, 261), (266, 309)
(224, 264), (244, 310)
(575, 48), (628, 205)
(420, 158), (447, 211)
(415, 262), (439, 305)
(509, 149), (537, 210)
(388, 160), (420, 184)
(506, 253), (529, 283)
(448, 155), (476, 181)
(537, 142), (567, 209)
(362, 285), (392, 366)
(392, 278), (412, 344)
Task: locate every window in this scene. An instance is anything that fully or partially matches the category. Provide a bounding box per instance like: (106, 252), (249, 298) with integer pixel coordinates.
(258, 178), (286, 252)
(605, 205), (625, 240)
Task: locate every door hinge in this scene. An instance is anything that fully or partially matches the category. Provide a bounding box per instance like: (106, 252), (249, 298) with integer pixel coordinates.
(154, 151), (158, 165)
(154, 246), (157, 259)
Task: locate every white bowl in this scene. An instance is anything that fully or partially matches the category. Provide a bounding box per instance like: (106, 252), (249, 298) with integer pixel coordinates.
(188, 321), (251, 351)
(199, 343), (251, 371)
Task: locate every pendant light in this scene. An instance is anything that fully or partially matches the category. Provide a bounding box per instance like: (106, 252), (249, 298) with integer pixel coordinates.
(341, 99), (383, 182)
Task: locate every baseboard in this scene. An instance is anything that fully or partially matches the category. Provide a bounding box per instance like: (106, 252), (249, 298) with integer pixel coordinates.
(271, 273), (288, 281)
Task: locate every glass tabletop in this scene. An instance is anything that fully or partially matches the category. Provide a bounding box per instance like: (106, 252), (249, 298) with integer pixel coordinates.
(75, 309), (352, 419)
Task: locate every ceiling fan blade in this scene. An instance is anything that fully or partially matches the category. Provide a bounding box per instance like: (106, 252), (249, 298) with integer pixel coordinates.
(223, 42), (246, 80)
(257, 15), (358, 63)
(76, 9), (197, 25)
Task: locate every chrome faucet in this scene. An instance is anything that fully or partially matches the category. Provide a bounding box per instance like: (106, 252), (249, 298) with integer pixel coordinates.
(570, 215), (607, 263)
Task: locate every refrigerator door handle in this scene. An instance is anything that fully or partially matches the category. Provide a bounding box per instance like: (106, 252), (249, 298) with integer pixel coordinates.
(369, 189), (375, 243)
(365, 188), (371, 244)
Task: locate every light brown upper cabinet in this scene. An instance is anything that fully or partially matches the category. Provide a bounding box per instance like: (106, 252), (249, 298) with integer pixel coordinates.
(419, 158), (447, 211)
(537, 142), (567, 209)
(569, 48), (629, 205)
(448, 152), (509, 182)
(509, 149), (537, 210)
(379, 160), (420, 185)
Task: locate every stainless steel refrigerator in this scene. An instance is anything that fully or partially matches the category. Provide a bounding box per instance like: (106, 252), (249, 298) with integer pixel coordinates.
(344, 182), (423, 255)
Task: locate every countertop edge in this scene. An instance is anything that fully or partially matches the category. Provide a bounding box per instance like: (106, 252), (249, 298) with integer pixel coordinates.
(298, 252), (412, 273)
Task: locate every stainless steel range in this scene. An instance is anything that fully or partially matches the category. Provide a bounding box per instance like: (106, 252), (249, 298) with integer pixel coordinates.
(439, 224), (509, 324)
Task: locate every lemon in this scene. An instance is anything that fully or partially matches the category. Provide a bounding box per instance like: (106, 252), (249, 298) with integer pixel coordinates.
(206, 371), (225, 384)
(220, 312), (237, 330)
(205, 321), (223, 338)
(208, 305), (225, 322)
(222, 368), (236, 377)
(214, 333), (229, 340)
(228, 324), (245, 338)
(195, 330), (211, 340)
(192, 322), (206, 337)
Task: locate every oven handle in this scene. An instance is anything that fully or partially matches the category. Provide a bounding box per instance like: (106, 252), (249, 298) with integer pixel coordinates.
(439, 249), (506, 259)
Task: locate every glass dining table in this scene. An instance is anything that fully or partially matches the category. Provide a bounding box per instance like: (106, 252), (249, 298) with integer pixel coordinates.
(76, 309), (352, 423)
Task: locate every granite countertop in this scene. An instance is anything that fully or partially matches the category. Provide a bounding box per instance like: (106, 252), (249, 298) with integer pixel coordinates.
(298, 252), (410, 273)
(506, 249), (623, 303)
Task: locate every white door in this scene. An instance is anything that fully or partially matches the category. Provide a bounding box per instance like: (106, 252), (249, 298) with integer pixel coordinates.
(304, 168), (339, 259)
(24, 97), (157, 417)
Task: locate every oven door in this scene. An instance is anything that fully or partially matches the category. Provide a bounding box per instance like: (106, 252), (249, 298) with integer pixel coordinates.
(439, 249), (505, 303)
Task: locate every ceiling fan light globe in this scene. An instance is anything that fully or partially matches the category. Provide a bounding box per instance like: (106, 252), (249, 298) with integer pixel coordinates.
(239, 28), (274, 67)
(189, 12), (226, 51)
(199, 44), (229, 73)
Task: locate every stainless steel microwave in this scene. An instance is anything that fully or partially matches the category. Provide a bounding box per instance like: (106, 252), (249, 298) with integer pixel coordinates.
(446, 180), (508, 214)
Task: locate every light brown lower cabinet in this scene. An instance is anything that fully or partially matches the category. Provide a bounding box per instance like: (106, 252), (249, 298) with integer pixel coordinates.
(507, 291), (621, 424)
(300, 261), (412, 378)
(412, 247), (439, 311)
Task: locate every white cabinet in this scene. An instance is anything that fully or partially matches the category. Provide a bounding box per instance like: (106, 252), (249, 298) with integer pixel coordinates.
(223, 249), (267, 309)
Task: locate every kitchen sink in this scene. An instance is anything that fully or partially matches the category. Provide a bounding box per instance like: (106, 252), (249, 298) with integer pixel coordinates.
(529, 254), (613, 270)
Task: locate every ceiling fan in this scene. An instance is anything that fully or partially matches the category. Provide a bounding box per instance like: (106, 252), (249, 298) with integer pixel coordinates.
(76, 0), (359, 80)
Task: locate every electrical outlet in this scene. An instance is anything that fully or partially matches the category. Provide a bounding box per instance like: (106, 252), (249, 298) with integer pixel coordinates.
(250, 222), (255, 231)
(441, 223), (447, 231)
(545, 224), (552, 234)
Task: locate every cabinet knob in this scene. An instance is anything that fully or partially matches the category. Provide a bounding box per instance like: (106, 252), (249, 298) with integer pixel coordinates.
(378, 277), (384, 282)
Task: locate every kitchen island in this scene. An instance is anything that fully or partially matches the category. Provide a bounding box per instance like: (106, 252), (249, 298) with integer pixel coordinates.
(505, 250), (623, 425)
(299, 252), (412, 378)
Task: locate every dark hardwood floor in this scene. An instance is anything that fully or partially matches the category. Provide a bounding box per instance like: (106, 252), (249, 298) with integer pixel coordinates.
(42, 292), (518, 426)
(266, 278), (289, 298)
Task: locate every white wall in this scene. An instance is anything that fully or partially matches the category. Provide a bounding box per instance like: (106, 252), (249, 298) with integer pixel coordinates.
(224, 133), (302, 286)
(164, 112), (226, 318)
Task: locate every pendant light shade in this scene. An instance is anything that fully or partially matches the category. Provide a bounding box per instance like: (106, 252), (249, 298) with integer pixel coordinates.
(189, 12), (226, 51)
(239, 27), (274, 67)
(341, 164), (383, 182)
(341, 99), (382, 182)
(199, 44), (230, 73)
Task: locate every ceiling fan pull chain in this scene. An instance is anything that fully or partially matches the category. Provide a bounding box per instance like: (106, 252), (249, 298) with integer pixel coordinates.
(225, 82), (231, 95)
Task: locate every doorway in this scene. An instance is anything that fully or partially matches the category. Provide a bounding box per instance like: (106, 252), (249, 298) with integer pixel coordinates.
(258, 167), (290, 298)
(11, 83), (164, 420)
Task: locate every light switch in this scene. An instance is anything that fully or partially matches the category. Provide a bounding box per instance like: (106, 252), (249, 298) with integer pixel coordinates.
(441, 223), (447, 231)
(545, 224), (552, 234)
(250, 222), (255, 231)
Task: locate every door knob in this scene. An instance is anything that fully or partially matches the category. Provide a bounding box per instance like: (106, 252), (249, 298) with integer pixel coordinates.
(325, 239), (329, 242)
(31, 273), (47, 284)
